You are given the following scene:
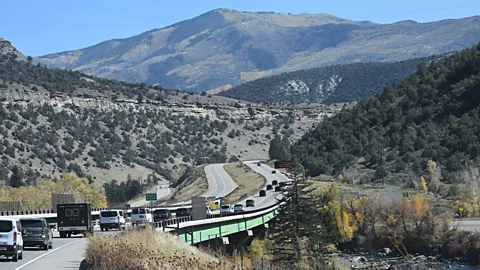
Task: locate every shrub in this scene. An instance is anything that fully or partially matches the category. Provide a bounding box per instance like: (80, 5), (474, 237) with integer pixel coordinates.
(84, 227), (233, 270)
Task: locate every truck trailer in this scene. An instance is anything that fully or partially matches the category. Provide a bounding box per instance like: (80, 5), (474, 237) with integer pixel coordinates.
(57, 203), (93, 238)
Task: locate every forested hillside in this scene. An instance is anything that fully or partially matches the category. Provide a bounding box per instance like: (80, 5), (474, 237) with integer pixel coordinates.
(220, 56), (442, 104)
(294, 43), (480, 184)
(0, 42), (310, 188)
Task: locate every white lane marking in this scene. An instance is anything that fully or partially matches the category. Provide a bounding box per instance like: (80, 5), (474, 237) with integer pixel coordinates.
(15, 239), (83, 270)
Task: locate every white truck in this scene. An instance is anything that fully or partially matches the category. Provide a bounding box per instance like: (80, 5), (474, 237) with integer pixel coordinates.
(99, 210), (126, 231)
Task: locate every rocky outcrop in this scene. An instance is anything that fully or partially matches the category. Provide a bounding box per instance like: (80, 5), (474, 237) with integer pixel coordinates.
(0, 89), (338, 122)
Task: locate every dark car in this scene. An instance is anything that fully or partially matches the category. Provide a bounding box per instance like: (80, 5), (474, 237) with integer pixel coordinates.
(20, 218), (53, 250)
(259, 190), (266, 197)
(175, 208), (191, 218)
(257, 162), (261, 166)
(153, 209), (171, 222)
(279, 182), (286, 187)
(246, 199), (255, 207)
(266, 184), (273, 191)
(275, 186), (282, 192)
(272, 180), (278, 186)
(271, 170), (276, 174)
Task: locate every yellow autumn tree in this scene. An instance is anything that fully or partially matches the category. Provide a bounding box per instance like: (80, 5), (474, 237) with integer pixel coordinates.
(0, 172), (107, 210)
(419, 176), (428, 193)
(411, 195), (429, 220)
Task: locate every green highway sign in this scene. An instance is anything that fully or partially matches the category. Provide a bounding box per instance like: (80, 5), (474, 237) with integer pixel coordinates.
(146, 193), (157, 201)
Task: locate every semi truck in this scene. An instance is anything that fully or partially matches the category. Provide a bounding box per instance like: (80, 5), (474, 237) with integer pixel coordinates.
(57, 203), (93, 238)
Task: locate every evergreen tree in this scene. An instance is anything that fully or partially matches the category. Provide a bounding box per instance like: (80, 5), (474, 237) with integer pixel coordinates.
(9, 165), (24, 187)
(268, 135), (291, 160)
(270, 162), (327, 267)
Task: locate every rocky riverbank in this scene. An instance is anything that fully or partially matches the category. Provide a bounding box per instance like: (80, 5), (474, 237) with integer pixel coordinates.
(326, 249), (477, 270)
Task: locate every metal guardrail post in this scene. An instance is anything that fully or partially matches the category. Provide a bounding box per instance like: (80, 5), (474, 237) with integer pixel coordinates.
(191, 226), (194, 245)
(176, 219), (179, 236)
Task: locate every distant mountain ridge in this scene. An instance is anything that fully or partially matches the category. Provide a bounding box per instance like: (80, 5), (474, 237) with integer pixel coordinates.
(35, 9), (480, 93)
(219, 55), (445, 104)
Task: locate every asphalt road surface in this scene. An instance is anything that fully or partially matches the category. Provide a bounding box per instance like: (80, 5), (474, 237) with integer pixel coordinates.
(1, 232), (86, 270)
(202, 164), (238, 198)
(130, 185), (171, 207)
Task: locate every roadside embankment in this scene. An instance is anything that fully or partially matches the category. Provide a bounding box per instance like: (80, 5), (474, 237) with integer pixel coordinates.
(223, 162), (266, 204)
(84, 227), (233, 269)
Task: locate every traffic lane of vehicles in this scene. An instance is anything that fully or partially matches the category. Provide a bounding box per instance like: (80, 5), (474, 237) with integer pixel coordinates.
(239, 161), (288, 208)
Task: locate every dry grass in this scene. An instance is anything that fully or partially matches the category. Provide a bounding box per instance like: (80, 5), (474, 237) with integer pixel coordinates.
(84, 226), (234, 270)
(223, 162), (266, 204)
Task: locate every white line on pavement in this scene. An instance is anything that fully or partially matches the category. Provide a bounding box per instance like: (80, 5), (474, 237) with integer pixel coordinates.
(14, 239), (83, 270)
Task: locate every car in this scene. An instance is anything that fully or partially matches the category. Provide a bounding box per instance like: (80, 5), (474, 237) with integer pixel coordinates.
(246, 199), (255, 207)
(0, 217), (25, 262)
(266, 184), (273, 191)
(20, 218), (53, 250)
(100, 210), (126, 231)
(220, 205), (234, 214)
(153, 209), (171, 222)
(271, 170), (276, 174)
(234, 204), (244, 213)
(259, 190), (266, 197)
(279, 182), (286, 187)
(275, 186), (282, 192)
(272, 180), (278, 186)
(257, 162), (261, 166)
(131, 208), (153, 225)
(176, 208), (191, 218)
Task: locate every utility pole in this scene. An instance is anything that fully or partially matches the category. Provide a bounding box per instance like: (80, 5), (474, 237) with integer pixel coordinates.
(358, 118), (363, 158)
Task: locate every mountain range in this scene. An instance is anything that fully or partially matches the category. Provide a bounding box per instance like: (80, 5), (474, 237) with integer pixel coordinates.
(35, 9), (480, 94)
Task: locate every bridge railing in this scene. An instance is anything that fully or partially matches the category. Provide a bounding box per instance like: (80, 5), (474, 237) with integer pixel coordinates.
(152, 202), (281, 231)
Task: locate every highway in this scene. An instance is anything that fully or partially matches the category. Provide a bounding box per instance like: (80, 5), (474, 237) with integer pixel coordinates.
(4, 162), (480, 269)
(130, 185), (171, 207)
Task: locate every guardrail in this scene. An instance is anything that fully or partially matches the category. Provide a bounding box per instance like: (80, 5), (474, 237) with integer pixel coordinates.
(152, 202), (280, 231)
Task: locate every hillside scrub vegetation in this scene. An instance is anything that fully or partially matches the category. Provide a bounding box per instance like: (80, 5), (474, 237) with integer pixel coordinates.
(294, 43), (480, 186)
(0, 49), (305, 188)
(221, 56), (442, 104)
(0, 172), (106, 210)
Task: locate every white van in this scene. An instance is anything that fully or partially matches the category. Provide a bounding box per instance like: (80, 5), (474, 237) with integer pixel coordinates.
(99, 210), (126, 231)
(0, 217), (24, 262)
(220, 204), (234, 214)
(131, 208), (153, 225)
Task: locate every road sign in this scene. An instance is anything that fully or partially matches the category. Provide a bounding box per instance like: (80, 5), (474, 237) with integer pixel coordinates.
(274, 161), (292, 169)
(146, 193), (157, 201)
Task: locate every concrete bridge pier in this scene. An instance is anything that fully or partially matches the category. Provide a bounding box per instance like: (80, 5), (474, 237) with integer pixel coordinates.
(226, 223), (269, 255)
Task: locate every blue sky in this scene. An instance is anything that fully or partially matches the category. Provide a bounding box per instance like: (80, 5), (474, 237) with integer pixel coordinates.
(1, 0), (478, 56)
